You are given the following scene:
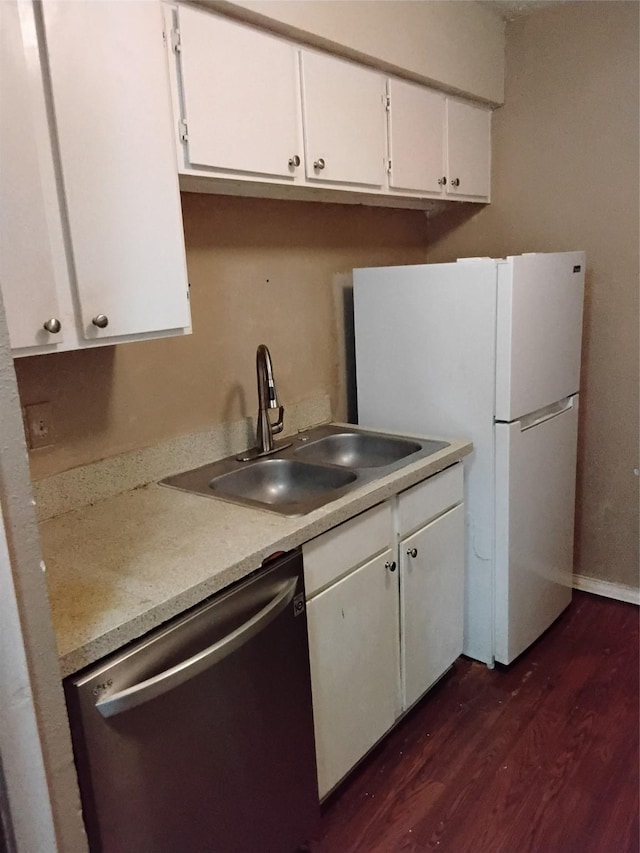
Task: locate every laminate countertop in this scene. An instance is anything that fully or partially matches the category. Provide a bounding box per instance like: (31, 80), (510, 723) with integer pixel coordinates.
(40, 436), (472, 678)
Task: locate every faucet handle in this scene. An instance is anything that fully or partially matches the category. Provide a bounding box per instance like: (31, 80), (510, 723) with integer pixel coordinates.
(271, 406), (284, 435)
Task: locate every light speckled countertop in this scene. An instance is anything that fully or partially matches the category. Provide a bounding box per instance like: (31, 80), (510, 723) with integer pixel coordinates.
(41, 436), (472, 677)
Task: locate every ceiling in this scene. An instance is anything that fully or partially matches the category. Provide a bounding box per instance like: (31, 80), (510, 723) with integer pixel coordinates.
(480, 1), (564, 21)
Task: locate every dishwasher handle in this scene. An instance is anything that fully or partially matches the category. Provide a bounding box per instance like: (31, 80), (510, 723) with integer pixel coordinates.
(96, 576), (298, 719)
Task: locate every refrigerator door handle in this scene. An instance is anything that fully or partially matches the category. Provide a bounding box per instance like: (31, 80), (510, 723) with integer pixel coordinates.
(519, 396), (575, 432)
(96, 577), (298, 719)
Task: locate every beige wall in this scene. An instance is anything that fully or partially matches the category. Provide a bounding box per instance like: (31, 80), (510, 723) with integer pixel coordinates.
(209, 0), (505, 103)
(425, 2), (639, 589)
(16, 196), (431, 480)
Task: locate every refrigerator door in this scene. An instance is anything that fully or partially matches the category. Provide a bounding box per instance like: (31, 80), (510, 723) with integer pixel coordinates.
(495, 252), (585, 422)
(494, 395), (579, 664)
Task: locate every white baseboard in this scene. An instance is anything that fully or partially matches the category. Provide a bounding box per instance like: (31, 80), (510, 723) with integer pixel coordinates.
(573, 574), (640, 605)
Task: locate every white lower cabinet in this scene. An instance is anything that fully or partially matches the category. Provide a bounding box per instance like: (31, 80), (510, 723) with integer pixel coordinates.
(306, 550), (399, 799)
(401, 504), (465, 710)
(303, 462), (464, 798)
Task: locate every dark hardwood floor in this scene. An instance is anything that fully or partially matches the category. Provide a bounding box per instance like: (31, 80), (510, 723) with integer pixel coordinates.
(308, 592), (639, 853)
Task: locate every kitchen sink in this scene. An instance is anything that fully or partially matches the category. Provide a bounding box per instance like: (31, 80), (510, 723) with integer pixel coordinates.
(208, 459), (356, 507)
(160, 424), (450, 516)
(295, 432), (444, 468)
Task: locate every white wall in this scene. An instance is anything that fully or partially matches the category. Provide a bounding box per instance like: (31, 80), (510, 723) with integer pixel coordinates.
(207, 0), (506, 103)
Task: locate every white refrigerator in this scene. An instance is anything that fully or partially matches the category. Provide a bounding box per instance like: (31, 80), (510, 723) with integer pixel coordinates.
(353, 252), (585, 666)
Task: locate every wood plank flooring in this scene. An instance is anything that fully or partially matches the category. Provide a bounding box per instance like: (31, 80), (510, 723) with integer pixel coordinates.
(308, 592), (639, 853)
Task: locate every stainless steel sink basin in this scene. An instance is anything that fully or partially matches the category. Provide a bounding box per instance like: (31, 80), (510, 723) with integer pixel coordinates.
(161, 453), (359, 515)
(295, 432), (442, 468)
(208, 459), (356, 507)
(160, 424), (451, 516)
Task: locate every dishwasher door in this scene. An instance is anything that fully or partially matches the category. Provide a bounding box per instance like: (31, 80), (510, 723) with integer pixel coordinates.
(65, 549), (319, 853)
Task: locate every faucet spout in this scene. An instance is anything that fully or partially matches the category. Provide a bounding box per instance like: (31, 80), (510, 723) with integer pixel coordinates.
(257, 344), (278, 411)
(253, 345), (290, 457)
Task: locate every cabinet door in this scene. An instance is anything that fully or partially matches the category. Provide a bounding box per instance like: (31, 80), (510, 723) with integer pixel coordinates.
(0, 1), (66, 351)
(41, 1), (190, 341)
(300, 51), (386, 188)
(307, 551), (399, 798)
(177, 8), (302, 180)
(387, 79), (445, 195)
(401, 504), (464, 711)
(446, 99), (491, 199)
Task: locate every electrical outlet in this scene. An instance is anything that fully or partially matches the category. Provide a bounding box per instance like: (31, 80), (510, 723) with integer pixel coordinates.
(23, 402), (55, 450)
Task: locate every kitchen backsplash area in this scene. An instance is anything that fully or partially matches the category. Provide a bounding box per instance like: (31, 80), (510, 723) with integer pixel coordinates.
(32, 394), (331, 522)
(14, 193), (435, 482)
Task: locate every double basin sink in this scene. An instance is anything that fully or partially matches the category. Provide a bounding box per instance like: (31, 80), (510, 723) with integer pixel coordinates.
(161, 424), (449, 516)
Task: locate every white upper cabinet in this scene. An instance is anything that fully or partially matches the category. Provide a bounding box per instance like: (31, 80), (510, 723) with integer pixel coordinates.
(0, 1), (66, 351)
(41, 0), (190, 343)
(299, 51), (387, 189)
(164, 4), (492, 206)
(165, 4), (491, 207)
(387, 79), (446, 195)
(0, 2), (64, 348)
(176, 6), (302, 180)
(446, 98), (492, 200)
(387, 85), (491, 200)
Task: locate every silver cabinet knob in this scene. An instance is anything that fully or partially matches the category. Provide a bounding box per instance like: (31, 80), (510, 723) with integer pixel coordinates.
(407, 548), (418, 558)
(385, 560), (397, 573)
(313, 158), (325, 171)
(437, 176), (447, 186)
(451, 178), (460, 187)
(43, 318), (62, 334)
(288, 155), (300, 167)
(92, 314), (109, 329)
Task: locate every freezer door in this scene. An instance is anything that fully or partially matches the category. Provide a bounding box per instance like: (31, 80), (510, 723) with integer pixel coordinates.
(494, 396), (579, 665)
(495, 252), (585, 422)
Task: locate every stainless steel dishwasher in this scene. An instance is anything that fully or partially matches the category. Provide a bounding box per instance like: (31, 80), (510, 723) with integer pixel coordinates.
(64, 549), (319, 853)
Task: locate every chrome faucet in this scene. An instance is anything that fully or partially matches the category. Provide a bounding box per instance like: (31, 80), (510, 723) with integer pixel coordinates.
(249, 344), (291, 459)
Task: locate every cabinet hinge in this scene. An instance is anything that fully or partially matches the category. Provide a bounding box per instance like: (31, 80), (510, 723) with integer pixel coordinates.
(171, 28), (181, 53)
(179, 119), (189, 144)
(385, 95), (391, 112)
(386, 159), (392, 174)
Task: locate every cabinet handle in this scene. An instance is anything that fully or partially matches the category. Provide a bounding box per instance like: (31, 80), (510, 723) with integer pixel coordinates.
(438, 176), (447, 186)
(407, 548), (418, 558)
(92, 314), (109, 329)
(385, 560), (397, 572)
(451, 178), (460, 187)
(43, 318), (62, 334)
(313, 158), (325, 171)
(288, 155), (301, 167)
